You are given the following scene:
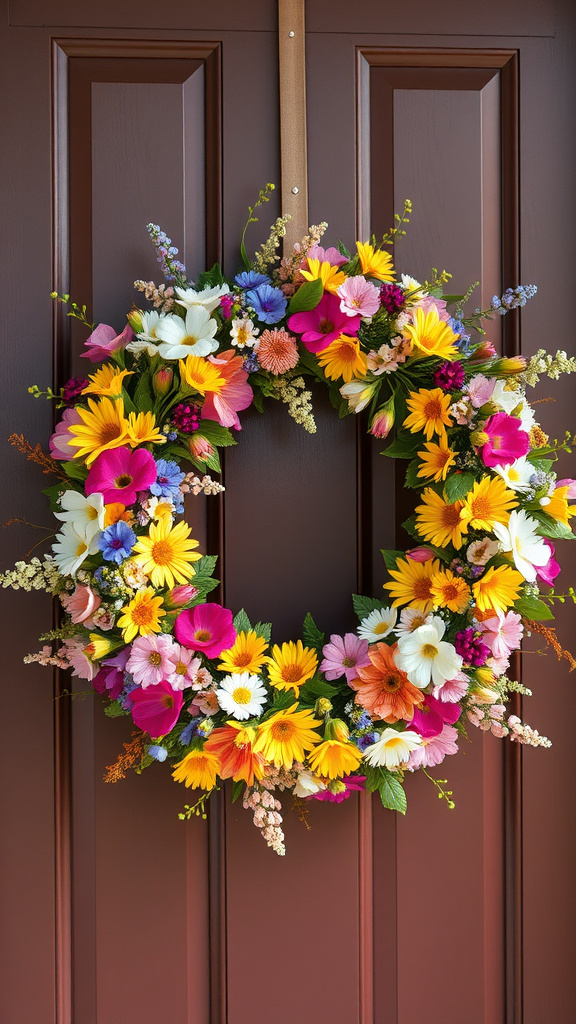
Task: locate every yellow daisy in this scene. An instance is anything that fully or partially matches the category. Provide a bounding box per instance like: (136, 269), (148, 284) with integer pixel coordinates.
(404, 388), (453, 440)
(383, 556), (441, 612)
(172, 748), (220, 790)
(472, 565), (524, 614)
(300, 258), (347, 295)
(179, 355), (226, 395)
(67, 396), (130, 466)
(417, 436), (458, 483)
(253, 703), (321, 768)
(83, 633), (121, 662)
(218, 630), (269, 674)
(81, 363), (133, 397)
(307, 739), (363, 780)
(461, 476), (517, 531)
(543, 485), (575, 526)
(429, 568), (471, 613)
(133, 518), (201, 589)
(265, 641), (319, 696)
(316, 335), (368, 382)
(127, 410), (166, 447)
(403, 306), (459, 360)
(415, 489), (469, 550)
(356, 242), (395, 282)
(117, 587), (165, 643)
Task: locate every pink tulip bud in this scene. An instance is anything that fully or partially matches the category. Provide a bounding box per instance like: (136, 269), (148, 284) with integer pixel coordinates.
(369, 395), (395, 438)
(153, 366), (174, 396)
(165, 584), (199, 610)
(406, 546), (435, 562)
(189, 434), (215, 459)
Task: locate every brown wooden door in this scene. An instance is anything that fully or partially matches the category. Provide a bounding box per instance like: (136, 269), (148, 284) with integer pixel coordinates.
(1, 2), (575, 1023)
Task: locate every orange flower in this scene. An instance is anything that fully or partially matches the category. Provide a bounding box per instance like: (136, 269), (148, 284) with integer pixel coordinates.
(350, 642), (424, 723)
(257, 329), (299, 375)
(203, 723), (265, 787)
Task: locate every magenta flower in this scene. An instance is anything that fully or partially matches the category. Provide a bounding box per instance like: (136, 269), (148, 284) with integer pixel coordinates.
(479, 610), (523, 660)
(85, 445), (157, 505)
(126, 634), (176, 688)
(408, 724), (459, 769)
(80, 322), (134, 363)
(288, 292), (360, 353)
(535, 539), (561, 585)
(320, 633), (370, 682)
(408, 694), (461, 739)
(129, 679), (183, 737)
(49, 407), (83, 461)
(337, 276), (380, 319)
(174, 603), (237, 658)
(92, 647), (130, 700)
(480, 412), (530, 467)
(312, 776), (366, 803)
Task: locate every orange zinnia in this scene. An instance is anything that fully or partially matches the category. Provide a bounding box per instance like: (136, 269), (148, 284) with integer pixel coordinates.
(350, 642), (424, 724)
(203, 723), (265, 787)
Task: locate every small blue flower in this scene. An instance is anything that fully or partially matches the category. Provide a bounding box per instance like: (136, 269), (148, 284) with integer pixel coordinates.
(246, 283), (287, 324)
(98, 521), (137, 564)
(356, 732), (378, 752)
(151, 458), (185, 499)
(242, 351), (260, 373)
(179, 719), (199, 745)
(235, 270), (270, 289)
(147, 744), (168, 762)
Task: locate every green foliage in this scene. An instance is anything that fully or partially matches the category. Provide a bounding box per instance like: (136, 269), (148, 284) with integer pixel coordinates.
(132, 370), (155, 413)
(253, 621), (272, 643)
(104, 701), (128, 718)
(287, 278), (323, 314)
(378, 771), (407, 814)
(352, 593), (388, 619)
(231, 780), (245, 804)
(63, 459), (88, 482)
(195, 263), (225, 289)
(444, 471), (475, 503)
(404, 457), (422, 489)
(233, 608), (252, 633)
(530, 509), (575, 541)
(302, 611), (325, 652)
(514, 594), (555, 621)
(382, 431), (421, 459)
(299, 676), (338, 703)
(197, 420), (237, 447)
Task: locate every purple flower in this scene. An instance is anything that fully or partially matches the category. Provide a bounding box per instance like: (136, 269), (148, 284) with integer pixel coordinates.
(173, 402), (200, 433)
(220, 294), (234, 318)
(454, 627), (490, 667)
(98, 521), (137, 564)
(379, 283), (405, 315)
(320, 633), (370, 682)
(246, 283), (287, 324)
(433, 361), (466, 391)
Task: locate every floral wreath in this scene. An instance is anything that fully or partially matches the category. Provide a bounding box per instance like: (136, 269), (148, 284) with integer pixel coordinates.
(5, 184), (576, 855)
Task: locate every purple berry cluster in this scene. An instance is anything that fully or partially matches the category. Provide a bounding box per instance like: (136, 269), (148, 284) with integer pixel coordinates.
(172, 402), (200, 434)
(454, 627), (490, 667)
(379, 283), (405, 315)
(433, 360), (465, 391)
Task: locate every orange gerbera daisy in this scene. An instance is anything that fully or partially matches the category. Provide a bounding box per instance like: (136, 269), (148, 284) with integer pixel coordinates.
(317, 334), (368, 382)
(350, 642), (424, 723)
(429, 567), (471, 613)
(203, 723), (265, 786)
(417, 436), (457, 483)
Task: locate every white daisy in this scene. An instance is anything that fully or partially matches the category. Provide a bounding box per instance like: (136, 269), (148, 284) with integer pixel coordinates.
(155, 307), (219, 360)
(394, 607), (433, 635)
(395, 620), (462, 689)
(493, 456), (535, 493)
(54, 490), (105, 540)
(174, 283), (230, 314)
(357, 606), (397, 642)
(492, 509), (549, 582)
(127, 310), (162, 355)
(215, 672), (267, 720)
(52, 522), (101, 577)
(363, 727), (423, 768)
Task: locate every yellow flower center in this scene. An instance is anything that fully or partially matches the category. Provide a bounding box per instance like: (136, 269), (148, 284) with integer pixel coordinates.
(175, 661), (187, 675)
(234, 652), (253, 668)
(271, 720), (295, 740)
(231, 686), (252, 705)
(337, 343), (358, 363)
(115, 474), (133, 487)
(424, 399), (442, 420)
(148, 651), (162, 666)
(383, 674), (403, 692)
(281, 663), (303, 683)
(131, 601), (155, 627)
(469, 495), (491, 520)
(151, 539), (174, 566)
(195, 629), (211, 642)
(373, 622), (388, 634)
(442, 584), (459, 602)
(422, 644), (438, 658)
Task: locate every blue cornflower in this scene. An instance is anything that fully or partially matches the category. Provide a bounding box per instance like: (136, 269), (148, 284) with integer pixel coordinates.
(151, 458), (185, 500)
(246, 283), (287, 324)
(235, 270), (270, 289)
(98, 521), (137, 564)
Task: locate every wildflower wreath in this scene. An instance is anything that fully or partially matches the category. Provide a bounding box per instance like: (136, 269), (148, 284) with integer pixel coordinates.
(5, 185), (576, 854)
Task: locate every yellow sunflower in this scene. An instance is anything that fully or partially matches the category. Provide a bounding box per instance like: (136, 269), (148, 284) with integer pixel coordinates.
(217, 630), (269, 674)
(300, 258), (347, 295)
(417, 435), (457, 483)
(461, 476), (517, 531)
(415, 489), (469, 550)
(403, 306), (459, 360)
(383, 556), (441, 611)
(117, 587), (165, 643)
(81, 363), (133, 397)
(429, 568), (471, 613)
(472, 565), (524, 614)
(316, 334), (368, 382)
(133, 518), (201, 589)
(543, 485), (575, 526)
(67, 396), (130, 466)
(307, 739), (363, 780)
(179, 355), (225, 395)
(253, 704), (321, 768)
(265, 640), (319, 696)
(403, 388), (453, 440)
(127, 410), (166, 447)
(356, 242), (395, 282)
(172, 748), (220, 790)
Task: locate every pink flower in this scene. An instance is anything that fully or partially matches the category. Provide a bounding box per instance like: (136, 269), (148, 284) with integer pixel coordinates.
(465, 374), (496, 408)
(479, 610), (523, 659)
(469, 340), (497, 361)
(306, 245), (348, 268)
(369, 404), (395, 439)
(129, 680), (183, 737)
(432, 670), (470, 703)
(80, 323), (134, 362)
(320, 633), (370, 682)
(288, 292), (361, 353)
(556, 478), (576, 500)
(61, 637), (96, 680)
(165, 646), (202, 690)
(480, 412), (530, 467)
(408, 724), (459, 769)
(126, 634), (176, 688)
(337, 276), (380, 319)
(174, 602), (237, 658)
(220, 294), (234, 318)
(60, 584), (101, 626)
(413, 295), (450, 322)
(408, 694), (461, 739)
(311, 776), (366, 802)
(49, 407), (83, 461)
(406, 546), (435, 563)
(202, 350), (253, 430)
(164, 584), (199, 610)
(535, 539), (561, 585)
(189, 435), (216, 459)
(85, 445), (157, 505)
(92, 647), (130, 699)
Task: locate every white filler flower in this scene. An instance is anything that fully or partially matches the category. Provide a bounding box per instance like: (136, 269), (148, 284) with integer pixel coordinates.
(174, 283), (230, 314)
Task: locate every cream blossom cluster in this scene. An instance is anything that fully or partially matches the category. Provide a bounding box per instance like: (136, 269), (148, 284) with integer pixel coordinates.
(507, 715), (552, 747)
(181, 472), (225, 496)
(133, 279), (175, 311)
(518, 348), (576, 387)
(252, 214), (292, 274)
(243, 784), (286, 856)
(271, 375), (316, 433)
(0, 556), (63, 593)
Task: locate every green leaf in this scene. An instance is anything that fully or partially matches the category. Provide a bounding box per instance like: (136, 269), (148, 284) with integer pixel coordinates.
(302, 612), (325, 652)
(132, 371), (155, 413)
(253, 621), (272, 643)
(233, 608), (252, 633)
(352, 593), (389, 619)
(514, 595), (555, 621)
(195, 263), (226, 288)
(196, 420), (237, 447)
(63, 459), (88, 482)
(203, 449), (221, 474)
(298, 676), (338, 702)
(405, 458), (422, 489)
(104, 702), (128, 718)
(251, 389), (265, 413)
(442, 294), (465, 304)
(231, 779), (246, 804)
(381, 432), (421, 459)
(530, 509), (575, 541)
(444, 471), (475, 504)
(401, 514), (419, 541)
(364, 765), (385, 793)
(42, 482), (69, 511)
(269, 689), (297, 713)
(379, 771), (407, 814)
(526, 457), (554, 473)
(287, 278), (323, 314)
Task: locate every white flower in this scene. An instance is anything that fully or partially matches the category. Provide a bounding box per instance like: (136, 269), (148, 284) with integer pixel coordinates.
(174, 283), (230, 314)
(215, 672), (267, 720)
(493, 456), (535, 493)
(339, 379), (375, 413)
(54, 490), (105, 541)
(230, 317), (258, 349)
(127, 310), (162, 355)
(395, 620), (462, 689)
(52, 522), (101, 577)
(155, 307), (219, 360)
(293, 770), (326, 798)
(492, 509), (549, 582)
(492, 380), (535, 431)
(363, 727), (423, 768)
(400, 274), (426, 302)
(357, 606), (397, 642)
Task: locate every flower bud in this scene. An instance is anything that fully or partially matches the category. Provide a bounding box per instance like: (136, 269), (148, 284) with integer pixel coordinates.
(153, 366), (174, 396)
(196, 718), (214, 737)
(127, 309), (144, 333)
(492, 356), (527, 375)
(470, 430), (489, 448)
(314, 697), (333, 717)
(188, 434), (215, 460)
(327, 779), (347, 795)
(324, 718), (350, 743)
(165, 584), (199, 610)
(406, 546), (434, 563)
(369, 395), (395, 438)
(340, 379), (378, 413)
(473, 684), (499, 704)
